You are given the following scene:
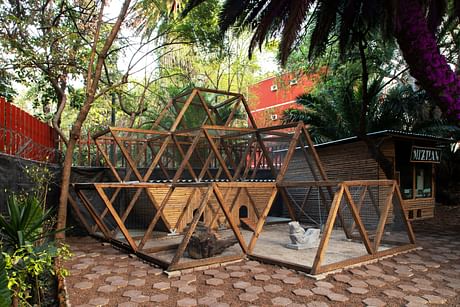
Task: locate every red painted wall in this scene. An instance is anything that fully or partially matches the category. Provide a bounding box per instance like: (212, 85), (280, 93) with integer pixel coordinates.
(247, 70), (323, 127)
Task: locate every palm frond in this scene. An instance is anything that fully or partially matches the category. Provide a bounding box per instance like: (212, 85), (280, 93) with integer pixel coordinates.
(219, 0), (252, 32)
(338, 0), (360, 56)
(455, 0), (460, 19)
(308, 1), (340, 59)
(181, 0), (207, 17)
(279, 0), (312, 65)
(248, 0), (290, 58)
(427, 0), (448, 33)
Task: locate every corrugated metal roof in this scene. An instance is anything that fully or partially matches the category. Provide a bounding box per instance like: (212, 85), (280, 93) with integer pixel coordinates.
(315, 130), (455, 148)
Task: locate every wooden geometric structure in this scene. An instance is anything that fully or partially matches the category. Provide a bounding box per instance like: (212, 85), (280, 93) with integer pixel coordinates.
(72, 87), (416, 274)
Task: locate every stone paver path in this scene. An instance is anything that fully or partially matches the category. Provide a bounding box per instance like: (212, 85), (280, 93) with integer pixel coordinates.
(65, 224), (460, 306)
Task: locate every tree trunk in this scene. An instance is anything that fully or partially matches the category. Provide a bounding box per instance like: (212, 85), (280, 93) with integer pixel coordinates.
(55, 137), (77, 240)
(393, 0), (460, 120)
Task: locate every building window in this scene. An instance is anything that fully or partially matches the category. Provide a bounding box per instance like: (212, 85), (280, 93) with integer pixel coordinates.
(270, 84), (278, 91)
(399, 164), (413, 199)
(395, 141), (433, 200)
(289, 79), (298, 86)
(270, 114), (278, 120)
(415, 164), (432, 198)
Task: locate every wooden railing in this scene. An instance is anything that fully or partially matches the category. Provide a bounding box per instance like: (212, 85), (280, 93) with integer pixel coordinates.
(73, 133), (286, 169)
(0, 97), (59, 163)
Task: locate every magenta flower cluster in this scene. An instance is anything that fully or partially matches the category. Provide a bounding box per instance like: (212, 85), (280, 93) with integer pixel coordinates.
(395, 0), (460, 120)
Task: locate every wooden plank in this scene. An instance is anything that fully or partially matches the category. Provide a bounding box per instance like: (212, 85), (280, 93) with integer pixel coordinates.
(240, 217), (256, 231)
(276, 123), (302, 182)
(233, 135), (256, 180)
(95, 185), (138, 251)
(343, 186), (374, 255)
(143, 243), (180, 253)
(314, 244), (417, 275)
(224, 97), (242, 126)
(197, 149), (215, 181)
(143, 186), (173, 231)
(110, 129), (143, 181)
(248, 254), (311, 274)
(243, 187), (261, 219)
(311, 184), (344, 275)
(194, 87), (242, 97)
(168, 254), (244, 271)
(208, 186), (240, 229)
(134, 252), (171, 269)
(196, 90), (216, 125)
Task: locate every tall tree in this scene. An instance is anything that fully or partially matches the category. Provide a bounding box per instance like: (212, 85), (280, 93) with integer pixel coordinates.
(185, 0), (460, 121)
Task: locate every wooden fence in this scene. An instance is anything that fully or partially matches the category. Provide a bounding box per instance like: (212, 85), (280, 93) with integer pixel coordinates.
(0, 97), (59, 163)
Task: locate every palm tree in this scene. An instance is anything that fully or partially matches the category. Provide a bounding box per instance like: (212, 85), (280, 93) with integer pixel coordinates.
(184, 0), (460, 121)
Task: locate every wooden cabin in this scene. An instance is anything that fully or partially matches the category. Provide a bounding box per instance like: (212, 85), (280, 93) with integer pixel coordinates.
(284, 130), (453, 223)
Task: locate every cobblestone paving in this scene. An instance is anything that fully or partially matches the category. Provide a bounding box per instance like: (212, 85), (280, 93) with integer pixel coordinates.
(65, 226), (460, 306)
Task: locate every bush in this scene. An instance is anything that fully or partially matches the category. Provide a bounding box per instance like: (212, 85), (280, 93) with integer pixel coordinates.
(0, 195), (70, 306)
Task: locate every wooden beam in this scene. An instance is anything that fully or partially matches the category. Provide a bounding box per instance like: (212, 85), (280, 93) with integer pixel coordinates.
(213, 184), (248, 253)
(75, 188), (111, 238)
(168, 254), (244, 271)
(94, 185), (138, 251)
(372, 183), (395, 251)
(393, 184), (416, 244)
(314, 244), (417, 275)
(169, 186), (214, 267)
(174, 188), (200, 231)
(170, 89), (197, 132)
(311, 184), (344, 275)
(203, 129), (233, 180)
(68, 194), (93, 234)
(138, 187), (176, 250)
(247, 187), (278, 253)
(171, 133), (200, 182)
(95, 139), (121, 181)
(348, 186), (368, 234)
(343, 186), (374, 255)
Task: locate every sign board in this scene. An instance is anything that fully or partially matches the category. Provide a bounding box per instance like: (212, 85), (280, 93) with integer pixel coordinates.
(410, 146), (441, 163)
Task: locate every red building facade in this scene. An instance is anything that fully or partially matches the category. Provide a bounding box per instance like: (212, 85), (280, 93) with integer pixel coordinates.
(247, 71), (323, 127)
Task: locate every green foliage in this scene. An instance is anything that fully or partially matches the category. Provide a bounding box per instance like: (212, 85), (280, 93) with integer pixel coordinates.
(0, 196), (55, 252)
(0, 253), (11, 307)
(3, 244), (71, 306)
